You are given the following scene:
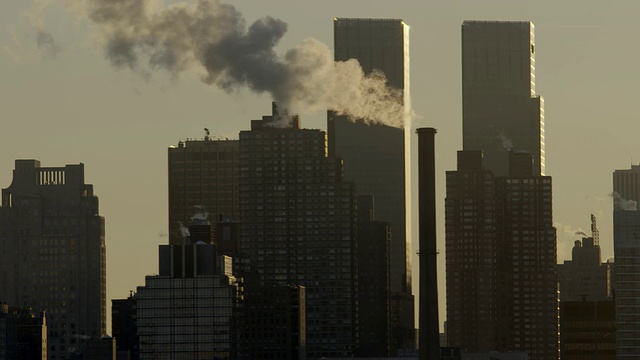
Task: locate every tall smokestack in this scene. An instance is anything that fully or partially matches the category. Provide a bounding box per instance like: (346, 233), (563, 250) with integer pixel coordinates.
(417, 127), (439, 360)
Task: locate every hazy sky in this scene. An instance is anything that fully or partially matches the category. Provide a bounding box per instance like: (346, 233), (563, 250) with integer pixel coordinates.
(2, 0), (637, 331)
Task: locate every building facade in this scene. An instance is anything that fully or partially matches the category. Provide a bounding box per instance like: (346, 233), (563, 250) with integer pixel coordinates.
(559, 300), (615, 360)
(111, 294), (137, 360)
(462, 21), (545, 177)
(329, 17), (414, 350)
(445, 151), (557, 360)
(0, 160), (105, 360)
(0, 304), (47, 360)
(445, 151), (498, 352)
(240, 105), (358, 358)
(168, 138), (239, 245)
(136, 241), (239, 360)
(356, 196), (391, 357)
(237, 284), (306, 360)
(613, 210), (640, 359)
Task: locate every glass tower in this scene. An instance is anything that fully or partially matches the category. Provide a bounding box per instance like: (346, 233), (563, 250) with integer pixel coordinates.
(462, 21), (545, 176)
(329, 17), (415, 350)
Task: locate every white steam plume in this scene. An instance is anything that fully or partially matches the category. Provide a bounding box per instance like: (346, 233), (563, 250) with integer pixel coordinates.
(610, 191), (638, 211)
(71, 0), (406, 127)
(498, 132), (513, 151)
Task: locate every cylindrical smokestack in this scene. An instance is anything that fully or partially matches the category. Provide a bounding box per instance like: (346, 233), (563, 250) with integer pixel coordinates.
(417, 127), (440, 360)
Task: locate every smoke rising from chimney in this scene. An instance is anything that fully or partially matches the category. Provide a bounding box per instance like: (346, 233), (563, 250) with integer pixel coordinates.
(574, 231), (587, 237)
(73, 0), (406, 127)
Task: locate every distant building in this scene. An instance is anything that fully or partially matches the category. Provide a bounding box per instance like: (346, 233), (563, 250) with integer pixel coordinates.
(240, 104), (358, 358)
(168, 138), (239, 244)
(559, 300), (615, 360)
(445, 151), (557, 360)
(557, 215), (612, 301)
(613, 209), (640, 358)
(0, 304), (47, 360)
(462, 21), (545, 177)
(0, 160), (106, 359)
(135, 224), (240, 359)
(330, 18), (415, 349)
(111, 294), (137, 360)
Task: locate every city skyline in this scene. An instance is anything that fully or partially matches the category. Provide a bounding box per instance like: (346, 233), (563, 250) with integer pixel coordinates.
(1, 0), (635, 333)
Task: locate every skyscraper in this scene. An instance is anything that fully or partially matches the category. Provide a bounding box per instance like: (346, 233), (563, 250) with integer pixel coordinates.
(240, 104), (358, 358)
(462, 21), (545, 176)
(445, 151), (558, 360)
(329, 18), (414, 348)
(613, 209), (640, 359)
(0, 160), (106, 360)
(168, 138), (239, 244)
(445, 151), (497, 352)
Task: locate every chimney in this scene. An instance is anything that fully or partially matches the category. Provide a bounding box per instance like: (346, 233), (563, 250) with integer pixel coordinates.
(417, 127), (440, 360)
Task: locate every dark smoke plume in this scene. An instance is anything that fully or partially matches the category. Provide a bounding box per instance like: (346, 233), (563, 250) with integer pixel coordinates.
(78, 0), (407, 127)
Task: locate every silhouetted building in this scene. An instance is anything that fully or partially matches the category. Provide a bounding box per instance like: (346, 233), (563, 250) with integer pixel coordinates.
(557, 215), (612, 301)
(613, 209), (640, 359)
(168, 138), (239, 244)
(135, 237), (239, 359)
(559, 300), (615, 360)
(356, 196), (391, 357)
(111, 294), (137, 360)
(462, 21), (544, 177)
(329, 18), (415, 350)
(240, 104), (358, 358)
(237, 284), (306, 360)
(0, 304), (47, 360)
(445, 151), (557, 360)
(445, 151), (497, 352)
(0, 160), (105, 360)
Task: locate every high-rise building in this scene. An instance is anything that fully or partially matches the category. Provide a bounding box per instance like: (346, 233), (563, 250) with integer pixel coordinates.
(240, 104), (358, 358)
(445, 151), (557, 360)
(613, 209), (640, 359)
(168, 138), (239, 244)
(0, 160), (106, 360)
(356, 195), (391, 357)
(445, 151), (497, 352)
(329, 17), (414, 349)
(462, 21), (545, 176)
(494, 153), (557, 360)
